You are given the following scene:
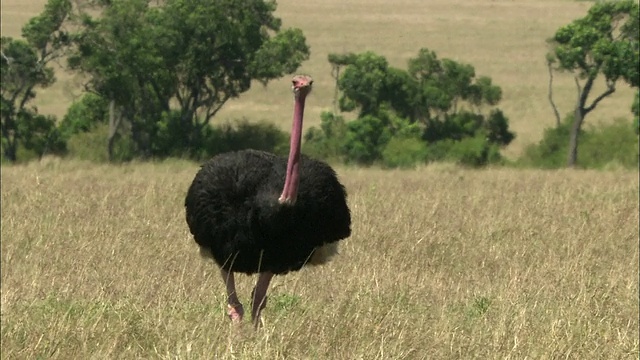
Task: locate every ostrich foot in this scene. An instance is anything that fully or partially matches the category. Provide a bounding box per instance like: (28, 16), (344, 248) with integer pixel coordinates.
(220, 269), (243, 323)
(227, 303), (244, 322)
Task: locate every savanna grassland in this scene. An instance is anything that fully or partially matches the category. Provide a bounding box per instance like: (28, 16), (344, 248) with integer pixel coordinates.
(1, 159), (638, 359)
(1, 0), (639, 359)
(1, 0), (638, 157)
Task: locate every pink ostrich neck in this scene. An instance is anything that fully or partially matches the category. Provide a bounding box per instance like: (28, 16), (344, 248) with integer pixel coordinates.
(279, 92), (307, 205)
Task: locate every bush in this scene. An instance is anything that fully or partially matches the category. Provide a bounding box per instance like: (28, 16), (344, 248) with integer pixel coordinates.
(302, 49), (516, 167)
(520, 118), (573, 169)
(423, 110), (515, 147)
(305, 110), (425, 166)
(447, 134), (502, 167)
(60, 94), (134, 162)
(423, 112), (480, 143)
(484, 109), (515, 146)
(21, 113), (67, 159)
(153, 110), (204, 159)
(424, 135), (502, 167)
(341, 109), (427, 165)
(64, 114), (289, 162)
(303, 112), (348, 161)
(59, 93), (109, 139)
(204, 119), (289, 158)
(520, 115), (639, 169)
(381, 136), (428, 168)
(425, 139), (455, 163)
(343, 114), (391, 165)
(148, 112), (289, 160)
(66, 123), (135, 162)
(580, 119), (639, 169)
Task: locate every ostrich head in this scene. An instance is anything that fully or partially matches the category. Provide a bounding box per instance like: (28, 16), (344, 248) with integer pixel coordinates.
(279, 75), (313, 205)
(292, 74), (313, 99)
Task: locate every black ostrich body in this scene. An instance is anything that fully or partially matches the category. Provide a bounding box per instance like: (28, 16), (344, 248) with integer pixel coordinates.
(184, 75), (349, 326)
(185, 149), (351, 275)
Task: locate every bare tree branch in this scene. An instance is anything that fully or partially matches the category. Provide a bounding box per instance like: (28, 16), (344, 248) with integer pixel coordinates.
(547, 59), (561, 127)
(584, 79), (616, 114)
(204, 94), (231, 123)
(1, 51), (14, 64)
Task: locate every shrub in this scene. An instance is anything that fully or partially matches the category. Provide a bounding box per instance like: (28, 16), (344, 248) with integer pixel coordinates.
(342, 114), (391, 165)
(303, 112), (348, 161)
(447, 134), (502, 167)
(204, 119), (289, 158)
(382, 136), (428, 168)
(22, 113), (67, 159)
(59, 93), (109, 139)
(520, 115), (639, 169)
(580, 119), (639, 169)
(424, 110), (515, 147)
(66, 123), (135, 162)
(520, 118), (573, 169)
(484, 109), (515, 146)
(153, 110), (205, 159)
(425, 139), (455, 163)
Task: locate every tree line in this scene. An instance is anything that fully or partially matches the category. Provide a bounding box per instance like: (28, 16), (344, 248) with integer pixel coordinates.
(1, 0), (638, 168)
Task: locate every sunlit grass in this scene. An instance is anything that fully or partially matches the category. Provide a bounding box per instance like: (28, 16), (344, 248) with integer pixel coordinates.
(1, 160), (638, 358)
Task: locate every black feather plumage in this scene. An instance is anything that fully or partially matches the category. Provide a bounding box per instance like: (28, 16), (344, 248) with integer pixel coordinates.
(185, 149), (351, 275)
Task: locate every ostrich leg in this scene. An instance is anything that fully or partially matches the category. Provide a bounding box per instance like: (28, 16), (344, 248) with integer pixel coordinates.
(251, 271), (274, 327)
(220, 269), (244, 322)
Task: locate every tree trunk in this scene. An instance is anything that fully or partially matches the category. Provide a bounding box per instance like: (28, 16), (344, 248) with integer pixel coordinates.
(3, 141), (17, 162)
(567, 105), (585, 168)
(331, 64), (341, 114)
(107, 99), (122, 162)
(1, 125), (17, 162)
(567, 76), (587, 168)
(565, 75), (615, 168)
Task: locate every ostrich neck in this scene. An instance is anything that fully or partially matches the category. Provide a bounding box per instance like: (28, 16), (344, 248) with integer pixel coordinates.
(279, 94), (306, 205)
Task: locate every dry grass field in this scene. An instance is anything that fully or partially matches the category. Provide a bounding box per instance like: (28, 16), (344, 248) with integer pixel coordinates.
(1, 0), (638, 158)
(2, 1), (639, 358)
(1, 159), (638, 359)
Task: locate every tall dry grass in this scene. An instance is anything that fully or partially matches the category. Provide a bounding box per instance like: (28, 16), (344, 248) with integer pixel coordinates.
(1, 159), (638, 359)
(1, 0), (637, 157)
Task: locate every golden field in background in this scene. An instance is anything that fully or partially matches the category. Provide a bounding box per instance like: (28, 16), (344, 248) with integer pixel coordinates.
(1, 0), (637, 158)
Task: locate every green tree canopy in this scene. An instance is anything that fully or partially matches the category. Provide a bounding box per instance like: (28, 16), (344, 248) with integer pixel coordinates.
(337, 52), (389, 116)
(69, 0), (309, 159)
(0, 0), (71, 162)
(305, 49), (513, 167)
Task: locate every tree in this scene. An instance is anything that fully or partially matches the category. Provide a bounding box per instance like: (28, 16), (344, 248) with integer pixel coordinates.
(306, 49), (513, 166)
(337, 51), (390, 116)
(58, 93), (109, 139)
(548, 0), (639, 167)
(328, 53), (357, 114)
(0, 0), (71, 161)
(408, 48), (503, 122)
(69, 0), (309, 160)
(339, 49), (512, 147)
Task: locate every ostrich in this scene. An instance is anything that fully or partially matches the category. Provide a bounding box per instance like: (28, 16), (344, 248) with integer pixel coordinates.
(185, 75), (351, 327)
